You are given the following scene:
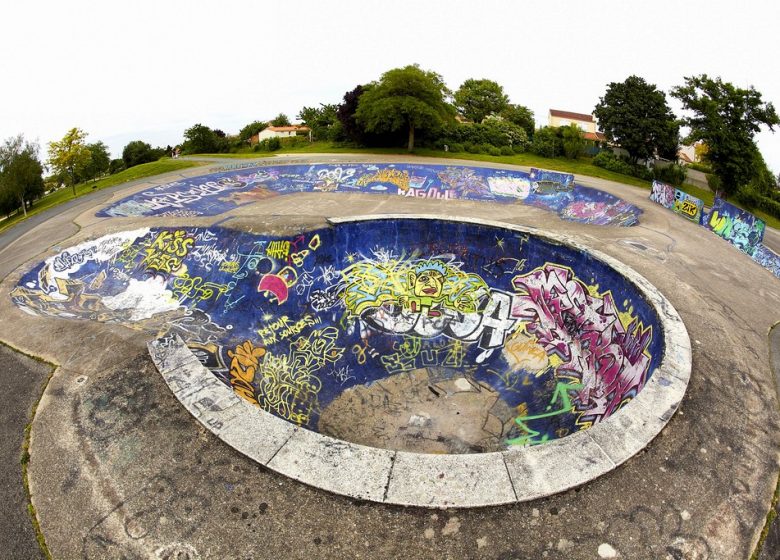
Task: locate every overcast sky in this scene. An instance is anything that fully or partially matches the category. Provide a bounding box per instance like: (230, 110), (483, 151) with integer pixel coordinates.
(1, 0), (778, 173)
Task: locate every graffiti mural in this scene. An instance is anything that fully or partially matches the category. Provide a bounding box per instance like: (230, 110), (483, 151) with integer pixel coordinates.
(649, 181), (704, 224)
(705, 198), (766, 256)
(12, 219), (663, 449)
(96, 163), (642, 226)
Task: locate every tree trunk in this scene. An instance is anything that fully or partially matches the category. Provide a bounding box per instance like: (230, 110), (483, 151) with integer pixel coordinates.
(407, 126), (415, 153)
(70, 169), (77, 196)
(19, 195), (27, 218)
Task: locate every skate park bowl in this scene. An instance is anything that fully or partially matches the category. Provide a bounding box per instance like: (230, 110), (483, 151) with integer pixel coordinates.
(11, 211), (690, 507)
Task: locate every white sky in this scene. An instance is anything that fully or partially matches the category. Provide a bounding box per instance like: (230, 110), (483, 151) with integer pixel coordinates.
(1, 0), (778, 174)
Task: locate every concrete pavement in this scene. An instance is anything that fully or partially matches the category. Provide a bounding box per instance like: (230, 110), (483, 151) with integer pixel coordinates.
(1, 154), (779, 559)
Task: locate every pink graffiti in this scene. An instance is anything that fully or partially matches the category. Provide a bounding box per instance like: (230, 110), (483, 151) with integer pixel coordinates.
(257, 274), (289, 304)
(511, 264), (652, 421)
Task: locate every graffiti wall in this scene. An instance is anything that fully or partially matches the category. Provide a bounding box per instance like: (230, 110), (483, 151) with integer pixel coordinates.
(95, 163), (642, 226)
(12, 219), (663, 450)
(705, 198), (766, 256)
(649, 181), (704, 224)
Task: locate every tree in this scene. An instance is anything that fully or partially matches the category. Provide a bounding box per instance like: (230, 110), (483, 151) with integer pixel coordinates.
(561, 123), (586, 159)
(0, 135), (44, 217)
(270, 113), (291, 127)
(238, 121), (267, 143)
(182, 124), (220, 154)
(500, 104), (536, 138)
(594, 75), (679, 164)
(454, 78), (509, 123)
(297, 104), (338, 140)
(122, 140), (156, 168)
(672, 74), (779, 196)
(48, 128), (92, 196)
(336, 85), (368, 144)
(356, 64), (455, 152)
(80, 141), (110, 182)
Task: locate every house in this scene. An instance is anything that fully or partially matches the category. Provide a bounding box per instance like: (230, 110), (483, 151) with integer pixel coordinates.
(548, 109), (606, 142)
(250, 125), (311, 144)
(677, 141), (705, 165)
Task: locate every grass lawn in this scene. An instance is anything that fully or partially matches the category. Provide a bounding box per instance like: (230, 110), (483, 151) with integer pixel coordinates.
(0, 159), (204, 235)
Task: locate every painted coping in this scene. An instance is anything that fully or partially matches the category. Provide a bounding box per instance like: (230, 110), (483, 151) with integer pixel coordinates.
(147, 214), (691, 508)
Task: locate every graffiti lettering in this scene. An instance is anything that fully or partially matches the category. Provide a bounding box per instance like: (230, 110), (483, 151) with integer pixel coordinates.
(142, 230), (194, 275)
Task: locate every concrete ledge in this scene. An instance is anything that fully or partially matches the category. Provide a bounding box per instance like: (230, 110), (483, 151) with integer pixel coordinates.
(147, 215), (692, 508)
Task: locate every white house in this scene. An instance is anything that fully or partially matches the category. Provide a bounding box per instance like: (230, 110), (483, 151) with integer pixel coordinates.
(548, 109), (606, 142)
(251, 125), (311, 144)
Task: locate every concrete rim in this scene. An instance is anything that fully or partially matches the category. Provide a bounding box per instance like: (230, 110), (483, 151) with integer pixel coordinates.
(148, 214), (691, 508)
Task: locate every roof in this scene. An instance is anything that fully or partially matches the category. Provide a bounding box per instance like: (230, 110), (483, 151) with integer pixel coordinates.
(549, 109), (595, 123)
(266, 125), (310, 132)
(583, 131), (607, 142)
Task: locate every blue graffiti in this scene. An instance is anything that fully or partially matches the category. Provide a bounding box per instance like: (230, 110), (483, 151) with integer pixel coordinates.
(96, 163), (642, 226)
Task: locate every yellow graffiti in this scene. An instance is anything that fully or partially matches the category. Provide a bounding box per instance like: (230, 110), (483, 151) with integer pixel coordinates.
(171, 273), (231, 302)
(266, 240), (290, 260)
(257, 314), (322, 345)
(356, 168), (411, 192)
(227, 340), (266, 405)
(340, 257), (488, 318)
(219, 261), (240, 274)
(141, 230), (194, 274)
(228, 327), (346, 426)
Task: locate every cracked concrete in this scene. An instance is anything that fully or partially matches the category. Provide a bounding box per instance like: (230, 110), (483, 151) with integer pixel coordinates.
(0, 154), (778, 559)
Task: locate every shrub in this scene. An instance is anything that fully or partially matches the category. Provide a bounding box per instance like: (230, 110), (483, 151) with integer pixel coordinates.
(512, 144), (526, 154)
(449, 143), (464, 153)
(465, 142), (479, 153)
(653, 163), (686, 186)
(561, 123), (586, 159)
(477, 144), (492, 154)
(500, 146), (514, 156)
(108, 158), (126, 175)
(529, 127), (561, 158)
(687, 162), (713, 173)
(488, 146), (502, 156)
(592, 151), (634, 175)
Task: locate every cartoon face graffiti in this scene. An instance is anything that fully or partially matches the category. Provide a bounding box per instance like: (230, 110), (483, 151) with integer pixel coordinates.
(411, 263), (445, 298)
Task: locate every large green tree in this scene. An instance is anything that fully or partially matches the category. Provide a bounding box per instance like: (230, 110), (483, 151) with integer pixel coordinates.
(594, 75), (679, 164)
(454, 78), (509, 123)
(672, 74), (779, 196)
(297, 104), (338, 140)
(122, 140), (156, 168)
(48, 128), (92, 196)
(0, 135), (45, 217)
(500, 104), (536, 138)
(182, 124), (221, 154)
(356, 65), (455, 152)
(238, 121), (267, 143)
(80, 141), (110, 182)
(270, 113), (291, 127)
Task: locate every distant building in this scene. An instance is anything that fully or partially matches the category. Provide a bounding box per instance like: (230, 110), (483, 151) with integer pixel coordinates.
(250, 125), (311, 144)
(677, 141), (705, 164)
(548, 109), (606, 142)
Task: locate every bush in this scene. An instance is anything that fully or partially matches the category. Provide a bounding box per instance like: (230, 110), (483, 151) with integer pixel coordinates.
(529, 127), (562, 158)
(500, 146), (514, 156)
(734, 187), (780, 220)
(687, 162), (713, 173)
(465, 142), (478, 153)
(592, 151), (634, 175)
(478, 144), (492, 154)
(653, 163), (686, 186)
(488, 146), (502, 156)
(108, 158), (126, 174)
(439, 120), (528, 151)
(449, 143), (464, 153)
(561, 123), (586, 159)
(512, 144), (526, 154)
